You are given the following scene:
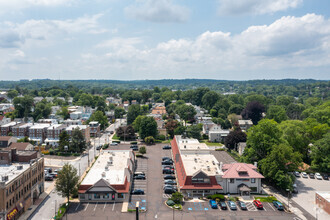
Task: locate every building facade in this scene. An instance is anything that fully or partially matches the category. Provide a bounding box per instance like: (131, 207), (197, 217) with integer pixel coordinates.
(0, 157), (44, 220)
(78, 150), (134, 202)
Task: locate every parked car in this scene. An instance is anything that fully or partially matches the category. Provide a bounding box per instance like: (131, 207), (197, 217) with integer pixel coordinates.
(134, 172), (145, 177)
(45, 168), (52, 173)
(301, 172), (308, 178)
(134, 175), (146, 180)
(130, 145), (138, 148)
(132, 147), (139, 151)
(218, 201), (227, 210)
(322, 174), (329, 180)
(273, 201), (284, 211)
(162, 165), (174, 170)
(131, 189), (144, 195)
(163, 145), (171, 150)
(253, 200), (263, 209)
(110, 142), (118, 146)
(209, 200), (218, 209)
(164, 187), (176, 194)
(163, 185), (177, 191)
(227, 201), (237, 210)
(45, 175), (53, 181)
(292, 184), (298, 193)
(315, 173), (322, 180)
(49, 173), (57, 178)
(309, 173), (315, 179)
(96, 145), (102, 150)
(162, 157), (172, 162)
(164, 175), (176, 180)
(163, 169), (174, 174)
(237, 201), (247, 210)
(162, 161), (173, 165)
(294, 171), (300, 177)
(164, 180), (176, 185)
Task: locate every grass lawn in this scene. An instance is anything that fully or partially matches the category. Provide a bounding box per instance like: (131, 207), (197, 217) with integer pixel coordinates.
(162, 139), (172, 144)
(254, 196), (277, 203)
(200, 140), (223, 147)
(112, 134), (120, 140)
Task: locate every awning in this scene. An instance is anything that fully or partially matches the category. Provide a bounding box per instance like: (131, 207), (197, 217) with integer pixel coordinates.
(238, 185), (251, 192)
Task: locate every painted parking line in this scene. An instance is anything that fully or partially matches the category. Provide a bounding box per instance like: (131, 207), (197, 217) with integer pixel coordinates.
(94, 202), (98, 211)
(269, 203), (276, 211)
(103, 202), (107, 211)
(112, 202), (115, 211)
(84, 203), (89, 211)
(75, 203), (80, 211)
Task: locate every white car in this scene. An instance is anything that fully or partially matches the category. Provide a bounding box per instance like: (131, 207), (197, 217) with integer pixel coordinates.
(301, 172), (308, 178)
(315, 173), (322, 180)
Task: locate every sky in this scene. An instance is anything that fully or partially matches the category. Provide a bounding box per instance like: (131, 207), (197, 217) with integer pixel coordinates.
(0, 0), (329, 81)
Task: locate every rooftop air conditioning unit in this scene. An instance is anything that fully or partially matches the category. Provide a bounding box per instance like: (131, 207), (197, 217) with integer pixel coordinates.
(105, 166), (109, 171)
(2, 176), (9, 181)
(17, 165), (23, 170)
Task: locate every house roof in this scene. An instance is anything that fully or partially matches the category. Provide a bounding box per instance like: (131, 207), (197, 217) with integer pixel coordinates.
(222, 163), (264, 179)
(7, 143), (32, 151)
(0, 136), (12, 141)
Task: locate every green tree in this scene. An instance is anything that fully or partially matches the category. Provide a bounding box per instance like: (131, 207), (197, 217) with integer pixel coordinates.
(116, 125), (135, 140)
(69, 128), (87, 153)
(57, 106), (70, 120)
(244, 119), (282, 162)
(127, 104), (141, 125)
(170, 192), (184, 204)
(201, 91), (219, 110)
(266, 105), (287, 123)
(186, 125), (202, 139)
(165, 119), (179, 138)
(241, 101), (265, 125)
(310, 133), (330, 172)
(88, 111), (109, 130)
(286, 103), (305, 120)
(55, 163), (79, 204)
(114, 107), (125, 118)
(139, 117), (158, 139)
(260, 144), (302, 190)
(224, 127), (247, 150)
(144, 136), (155, 145)
(58, 131), (70, 152)
(33, 100), (52, 121)
(139, 146), (146, 155)
(276, 95), (294, 106)
(304, 118), (330, 143)
(176, 104), (196, 126)
(7, 90), (19, 99)
(13, 95), (34, 119)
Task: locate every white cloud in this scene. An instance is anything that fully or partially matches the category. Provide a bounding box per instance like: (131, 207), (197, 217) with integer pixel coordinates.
(0, 14), (106, 48)
(218, 0), (302, 15)
(125, 0), (190, 23)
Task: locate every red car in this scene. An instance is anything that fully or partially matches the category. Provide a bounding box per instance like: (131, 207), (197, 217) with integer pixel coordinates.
(253, 200), (263, 209)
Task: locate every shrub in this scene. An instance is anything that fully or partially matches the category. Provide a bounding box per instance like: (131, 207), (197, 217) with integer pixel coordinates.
(139, 146), (146, 155)
(42, 150), (50, 155)
(130, 141), (137, 144)
(254, 196), (277, 203)
(112, 140), (121, 143)
(72, 153), (80, 156)
(157, 134), (166, 141)
(102, 144), (109, 149)
(215, 148), (225, 151)
(207, 194), (225, 201)
(144, 136), (155, 145)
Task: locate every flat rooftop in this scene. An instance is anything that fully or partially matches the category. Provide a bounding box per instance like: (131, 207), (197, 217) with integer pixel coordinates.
(66, 125), (87, 130)
(30, 123), (51, 129)
(181, 153), (223, 176)
(0, 163), (30, 185)
(316, 192), (330, 202)
(1, 122), (18, 127)
(81, 150), (131, 185)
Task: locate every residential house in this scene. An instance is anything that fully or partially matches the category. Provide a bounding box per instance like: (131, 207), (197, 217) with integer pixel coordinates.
(0, 136), (17, 148)
(238, 120), (253, 131)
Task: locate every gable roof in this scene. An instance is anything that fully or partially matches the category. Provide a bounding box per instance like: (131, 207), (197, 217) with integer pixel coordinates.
(86, 178), (117, 193)
(222, 163), (264, 179)
(8, 142), (33, 151)
(192, 170), (208, 179)
(0, 136), (12, 141)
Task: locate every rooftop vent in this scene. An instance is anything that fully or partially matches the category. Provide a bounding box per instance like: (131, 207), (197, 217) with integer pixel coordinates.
(207, 166), (210, 171)
(2, 176), (9, 181)
(194, 158), (197, 163)
(105, 166), (109, 171)
(184, 145), (186, 149)
(102, 172), (106, 177)
(17, 165), (23, 170)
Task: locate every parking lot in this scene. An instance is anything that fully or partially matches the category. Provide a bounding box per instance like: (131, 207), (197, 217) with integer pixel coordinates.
(292, 174), (330, 219)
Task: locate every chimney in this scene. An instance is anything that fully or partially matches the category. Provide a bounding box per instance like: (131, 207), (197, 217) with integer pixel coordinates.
(219, 162), (223, 171)
(254, 162), (258, 167)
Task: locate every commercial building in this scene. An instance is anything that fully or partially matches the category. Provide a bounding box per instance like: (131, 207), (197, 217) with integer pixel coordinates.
(171, 136), (223, 197)
(89, 121), (100, 137)
(315, 192), (330, 216)
(0, 157), (44, 220)
(78, 150), (134, 202)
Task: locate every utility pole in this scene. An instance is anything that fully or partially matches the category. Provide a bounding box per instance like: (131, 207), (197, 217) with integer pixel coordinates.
(136, 202), (139, 220)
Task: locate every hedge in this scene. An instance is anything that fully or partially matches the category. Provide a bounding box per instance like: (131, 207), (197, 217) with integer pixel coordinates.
(206, 194), (225, 200)
(130, 141), (137, 144)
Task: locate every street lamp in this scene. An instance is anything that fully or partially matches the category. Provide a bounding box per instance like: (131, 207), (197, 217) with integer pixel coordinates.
(286, 189), (291, 211)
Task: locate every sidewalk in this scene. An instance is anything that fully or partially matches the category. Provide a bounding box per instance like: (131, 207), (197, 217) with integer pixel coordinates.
(262, 185), (313, 220)
(19, 182), (56, 220)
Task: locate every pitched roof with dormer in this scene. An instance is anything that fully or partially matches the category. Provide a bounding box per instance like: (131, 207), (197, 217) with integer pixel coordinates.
(222, 163), (264, 179)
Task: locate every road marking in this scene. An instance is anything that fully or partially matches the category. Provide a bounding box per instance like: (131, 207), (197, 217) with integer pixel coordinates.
(112, 202), (115, 211)
(94, 202), (98, 211)
(75, 203), (80, 211)
(269, 203), (276, 211)
(84, 203), (89, 211)
(263, 206), (267, 211)
(103, 202), (107, 211)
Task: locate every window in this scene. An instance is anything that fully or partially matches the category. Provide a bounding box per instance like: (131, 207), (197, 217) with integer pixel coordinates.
(230, 179), (235, 183)
(251, 178), (256, 183)
(80, 194), (85, 199)
(94, 194), (100, 199)
(117, 193), (124, 199)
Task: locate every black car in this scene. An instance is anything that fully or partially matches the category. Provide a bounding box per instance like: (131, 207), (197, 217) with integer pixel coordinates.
(134, 175), (146, 180)
(309, 173), (315, 179)
(163, 145), (171, 150)
(163, 169), (174, 174)
(45, 175), (53, 181)
(132, 147), (139, 151)
(96, 145), (102, 150)
(218, 201), (227, 210)
(162, 157), (172, 161)
(162, 165), (174, 170)
(237, 201), (247, 210)
(322, 174), (329, 180)
(45, 168), (52, 173)
(130, 145), (138, 148)
(164, 175), (175, 180)
(164, 180), (176, 185)
(162, 161), (173, 165)
(131, 189), (144, 195)
(164, 187), (176, 194)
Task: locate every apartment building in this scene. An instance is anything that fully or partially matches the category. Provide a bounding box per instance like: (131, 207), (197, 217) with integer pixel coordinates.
(0, 157), (44, 220)
(89, 121), (100, 137)
(28, 124), (51, 145)
(11, 123), (33, 139)
(1, 122), (20, 136)
(66, 125), (90, 143)
(44, 124), (67, 147)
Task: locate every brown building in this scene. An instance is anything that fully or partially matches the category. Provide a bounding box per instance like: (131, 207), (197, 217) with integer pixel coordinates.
(316, 192), (330, 216)
(0, 157), (44, 220)
(151, 106), (167, 115)
(1, 122), (20, 137)
(0, 137), (17, 149)
(11, 123), (32, 139)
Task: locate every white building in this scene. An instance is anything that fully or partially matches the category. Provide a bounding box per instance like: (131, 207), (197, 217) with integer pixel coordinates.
(78, 150), (134, 202)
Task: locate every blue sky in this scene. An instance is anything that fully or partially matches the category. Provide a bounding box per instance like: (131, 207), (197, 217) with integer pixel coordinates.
(0, 0), (329, 80)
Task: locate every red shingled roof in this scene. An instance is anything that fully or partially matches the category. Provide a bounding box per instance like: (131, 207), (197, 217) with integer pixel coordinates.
(222, 163), (264, 179)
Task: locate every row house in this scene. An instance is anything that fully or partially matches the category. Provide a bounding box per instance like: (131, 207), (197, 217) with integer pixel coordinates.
(1, 122), (20, 136)
(11, 123), (33, 139)
(45, 124), (68, 147)
(28, 124), (51, 145)
(66, 125), (90, 143)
